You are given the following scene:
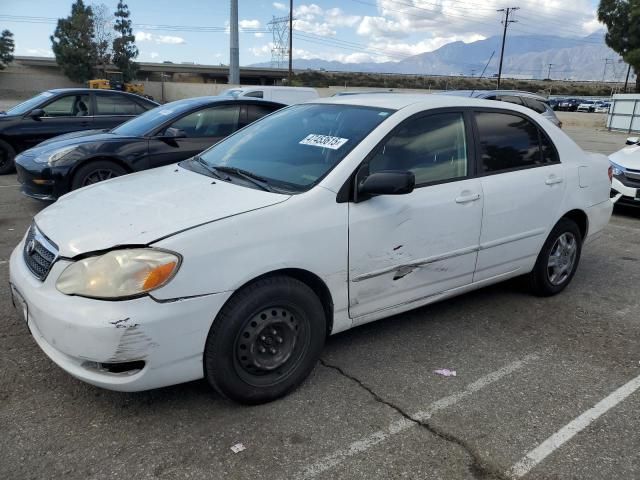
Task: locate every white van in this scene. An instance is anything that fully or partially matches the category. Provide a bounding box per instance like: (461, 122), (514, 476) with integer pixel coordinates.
(221, 86), (319, 105)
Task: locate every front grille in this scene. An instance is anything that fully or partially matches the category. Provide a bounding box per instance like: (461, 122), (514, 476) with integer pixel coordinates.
(616, 173), (640, 189)
(23, 224), (58, 281)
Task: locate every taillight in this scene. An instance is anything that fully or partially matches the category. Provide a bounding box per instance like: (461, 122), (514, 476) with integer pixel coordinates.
(608, 166), (613, 183)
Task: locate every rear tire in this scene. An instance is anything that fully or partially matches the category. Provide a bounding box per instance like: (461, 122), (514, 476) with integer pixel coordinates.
(529, 218), (582, 297)
(204, 275), (326, 404)
(0, 139), (16, 175)
(71, 160), (127, 190)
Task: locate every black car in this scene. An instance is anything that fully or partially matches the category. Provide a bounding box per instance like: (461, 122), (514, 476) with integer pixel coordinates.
(15, 96), (285, 200)
(556, 98), (581, 112)
(0, 88), (158, 174)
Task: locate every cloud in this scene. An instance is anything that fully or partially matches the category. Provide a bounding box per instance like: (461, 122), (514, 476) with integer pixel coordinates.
(357, 16), (407, 39)
(294, 20), (336, 37)
(135, 31), (186, 44)
(324, 8), (361, 28)
(150, 52), (159, 59)
(273, 2), (287, 11)
(239, 19), (261, 29)
(254, 32), (265, 38)
(25, 47), (53, 57)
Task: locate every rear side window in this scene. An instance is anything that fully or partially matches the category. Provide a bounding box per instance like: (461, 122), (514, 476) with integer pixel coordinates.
(475, 112), (557, 174)
(246, 104), (279, 124)
(523, 98), (548, 114)
(96, 95), (141, 115)
(244, 91), (264, 98)
(496, 95), (524, 106)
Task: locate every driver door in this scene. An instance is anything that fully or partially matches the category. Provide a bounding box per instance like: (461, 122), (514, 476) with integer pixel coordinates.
(146, 104), (241, 168)
(348, 111), (483, 321)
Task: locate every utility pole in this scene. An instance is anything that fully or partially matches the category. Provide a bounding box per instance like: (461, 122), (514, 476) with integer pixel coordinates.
(602, 58), (612, 83)
(288, 0), (293, 84)
(547, 63), (553, 80)
(496, 6), (519, 89)
(229, 0), (240, 85)
(624, 63), (632, 92)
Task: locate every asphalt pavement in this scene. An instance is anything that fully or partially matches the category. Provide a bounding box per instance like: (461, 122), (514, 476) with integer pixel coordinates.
(1, 124), (639, 480)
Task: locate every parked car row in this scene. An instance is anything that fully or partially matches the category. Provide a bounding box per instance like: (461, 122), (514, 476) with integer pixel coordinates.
(552, 98), (610, 113)
(8, 88), (613, 405)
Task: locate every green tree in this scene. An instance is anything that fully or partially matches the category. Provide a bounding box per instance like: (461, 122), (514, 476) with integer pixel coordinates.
(0, 29), (15, 70)
(112, 1), (138, 82)
(598, 0), (640, 92)
(50, 0), (97, 82)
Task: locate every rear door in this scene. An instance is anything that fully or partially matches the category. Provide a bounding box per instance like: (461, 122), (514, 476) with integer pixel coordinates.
(146, 104), (241, 169)
(18, 93), (93, 149)
(348, 110), (483, 320)
(472, 109), (565, 282)
(93, 92), (147, 130)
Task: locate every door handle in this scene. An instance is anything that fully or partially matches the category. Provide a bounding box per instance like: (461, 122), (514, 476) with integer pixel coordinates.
(455, 193), (481, 204)
(545, 176), (564, 185)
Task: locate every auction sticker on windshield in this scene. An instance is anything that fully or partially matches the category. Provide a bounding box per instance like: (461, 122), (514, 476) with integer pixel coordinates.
(300, 134), (348, 150)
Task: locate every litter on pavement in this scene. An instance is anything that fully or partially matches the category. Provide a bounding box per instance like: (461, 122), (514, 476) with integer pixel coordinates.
(434, 368), (457, 377)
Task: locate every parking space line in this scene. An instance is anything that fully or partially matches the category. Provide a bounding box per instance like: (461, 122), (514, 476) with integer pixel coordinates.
(0, 184), (20, 188)
(296, 353), (540, 480)
(507, 373), (640, 478)
(0, 260), (7, 265)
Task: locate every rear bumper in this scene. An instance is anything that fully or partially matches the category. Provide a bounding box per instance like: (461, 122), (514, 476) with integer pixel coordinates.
(585, 199), (613, 245)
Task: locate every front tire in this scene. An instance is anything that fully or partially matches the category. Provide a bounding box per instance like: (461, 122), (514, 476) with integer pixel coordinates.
(529, 218), (582, 296)
(0, 139), (16, 175)
(204, 276), (326, 404)
(71, 160), (127, 190)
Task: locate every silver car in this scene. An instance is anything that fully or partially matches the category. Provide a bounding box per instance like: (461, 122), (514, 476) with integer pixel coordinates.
(438, 90), (562, 128)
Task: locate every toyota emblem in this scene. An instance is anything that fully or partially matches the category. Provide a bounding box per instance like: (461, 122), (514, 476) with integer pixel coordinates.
(26, 239), (36, 256)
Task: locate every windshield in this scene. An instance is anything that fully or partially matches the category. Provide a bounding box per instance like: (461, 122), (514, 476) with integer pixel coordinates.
(111, 103), (187, 136)
(6, 92), (55, 115)
(197, 103), (393, 191)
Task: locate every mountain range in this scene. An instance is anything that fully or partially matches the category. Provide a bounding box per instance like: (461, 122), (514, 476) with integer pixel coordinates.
(252, 32), (635, 82)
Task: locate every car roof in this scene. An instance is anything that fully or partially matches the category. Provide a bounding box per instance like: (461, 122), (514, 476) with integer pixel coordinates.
(312, 93), (517, 111)
(159, 96), (286, 109)
(47, 88), (159, 104)
(438, 90), (547, 101)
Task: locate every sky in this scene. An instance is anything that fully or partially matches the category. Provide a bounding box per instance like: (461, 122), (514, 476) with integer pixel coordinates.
(2, 0), (604, 66)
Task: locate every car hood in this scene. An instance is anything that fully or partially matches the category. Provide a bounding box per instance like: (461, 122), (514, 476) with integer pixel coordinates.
(610, 144), (640, 170)
(37, 129), (110, 147)
(34, 164), (290, 257)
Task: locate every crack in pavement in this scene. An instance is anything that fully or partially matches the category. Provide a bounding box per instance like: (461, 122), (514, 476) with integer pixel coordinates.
(319, 358), (510, 480)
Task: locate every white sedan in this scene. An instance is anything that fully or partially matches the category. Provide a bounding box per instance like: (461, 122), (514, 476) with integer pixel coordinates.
(9, 94), (613, 404)
(610, 136), (640, 207)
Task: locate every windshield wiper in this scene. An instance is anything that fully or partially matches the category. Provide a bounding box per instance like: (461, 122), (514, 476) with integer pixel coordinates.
(193, 156), (229, 181)
(212, 165), (280, 193)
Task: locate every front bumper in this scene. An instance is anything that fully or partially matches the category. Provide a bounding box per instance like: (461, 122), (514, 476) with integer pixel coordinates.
(15, 155), (71, 201)
(9, 239), (233, 392)
(611, 177), (640, 207)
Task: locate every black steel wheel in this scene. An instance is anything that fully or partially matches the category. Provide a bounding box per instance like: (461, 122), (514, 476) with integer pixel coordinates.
(71, 160), (127, 191)
(529, 218), (582, 297)
(0, 139), (16, 175)
(204, 275), (326, 404)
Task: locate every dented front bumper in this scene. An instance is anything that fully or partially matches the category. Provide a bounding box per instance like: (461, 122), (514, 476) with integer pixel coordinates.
(9, 241), (233, 392)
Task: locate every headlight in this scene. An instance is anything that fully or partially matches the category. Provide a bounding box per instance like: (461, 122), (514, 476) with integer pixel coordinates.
(610, 161), (624, 177)
(56, 249), (181, 299)
(34, 146), (78, 165)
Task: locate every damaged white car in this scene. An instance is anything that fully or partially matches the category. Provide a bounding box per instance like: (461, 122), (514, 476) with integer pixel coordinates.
(610, 136), (640, 207)
(10, 94), (613, 404)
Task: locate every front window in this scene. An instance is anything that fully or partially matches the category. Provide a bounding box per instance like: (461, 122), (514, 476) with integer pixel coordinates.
(42, 94), (90, 117)
(196, 104), (393, 191)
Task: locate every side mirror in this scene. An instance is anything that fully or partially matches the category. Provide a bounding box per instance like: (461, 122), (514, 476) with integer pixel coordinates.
(29, 108), (45, 119)
(357, 171), (415, 200)
(626, 137), (639, 146)
(161, 127), (187, 139)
